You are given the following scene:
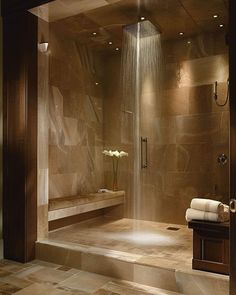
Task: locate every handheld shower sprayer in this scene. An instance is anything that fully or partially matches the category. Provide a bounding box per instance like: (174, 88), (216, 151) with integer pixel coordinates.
(214, 78), (229, 107)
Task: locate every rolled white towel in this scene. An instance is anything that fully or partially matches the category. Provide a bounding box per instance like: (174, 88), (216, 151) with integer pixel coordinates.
(190, 198), (226, 214)
(186, 207), (229, 223)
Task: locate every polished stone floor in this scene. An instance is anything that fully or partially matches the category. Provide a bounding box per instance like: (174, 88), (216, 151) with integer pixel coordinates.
(0, 259), (182, 294)
(48, 217), (193, 270)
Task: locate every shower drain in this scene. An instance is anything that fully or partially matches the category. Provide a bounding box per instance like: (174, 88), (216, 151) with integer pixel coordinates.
(166, 226), (180, 231)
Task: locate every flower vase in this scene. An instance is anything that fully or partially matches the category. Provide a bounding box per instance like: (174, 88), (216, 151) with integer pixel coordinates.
(113, 172), (118, 191)
(112, 158), (119, 191)
(102, 149), (128, 191)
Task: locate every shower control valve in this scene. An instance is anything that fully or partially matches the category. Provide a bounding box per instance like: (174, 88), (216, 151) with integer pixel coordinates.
(217, 154), (228, 166)
(230, 199), (236, 213)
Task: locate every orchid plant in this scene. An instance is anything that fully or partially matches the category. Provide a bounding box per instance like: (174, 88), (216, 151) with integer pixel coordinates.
(103, 150), (128, 191)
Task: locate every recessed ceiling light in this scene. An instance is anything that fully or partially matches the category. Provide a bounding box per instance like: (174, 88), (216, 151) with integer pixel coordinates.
(108, 41), (113, 45)
(219, 24), (224, 28)
(179, 32), (184, 36)
(213, 14), (218, 18)
(95, 82), (99, 86)
(140, 16), (145, 21)
(92, 32), (97, 36)
(115, 47), (119, 51)
(187, 40), (191, 44)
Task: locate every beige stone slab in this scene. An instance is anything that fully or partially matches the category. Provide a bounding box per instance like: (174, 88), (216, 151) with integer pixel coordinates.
(100, 281), (183, 295)
(0, 261), (34, 274)
(36, 239), (141, 263)
(14, 265), (46, 279)
(36, 242), (82, 269)
(31, 260), (61, 269)
(0, 282), (22, 294)
(134, 264), (179, 293)
(49, 173), (78, 199)
(58, 271), (111, 293)
(49, 191), (125, 210)
(81, 252), (134, 281)
(14, 283), (72, 295)
(48, 197), (125, 221)
(136, 256), (189, 270)
(19, 267), (73, 286)
(179, 54), (228, 87)
(175, 269), (229, 295)
(0, 274), (33, 289)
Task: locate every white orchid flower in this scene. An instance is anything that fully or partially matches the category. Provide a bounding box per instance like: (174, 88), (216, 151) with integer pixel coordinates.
(108, 150), (114, 156)
(119, 151), (128, 157)
(103, 150), (128, 158)
(113, 150), (120, 157)
(103, 150), (114, 157)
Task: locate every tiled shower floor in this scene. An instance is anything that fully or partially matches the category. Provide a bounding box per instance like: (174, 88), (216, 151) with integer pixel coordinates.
(48, 217), (193, 270)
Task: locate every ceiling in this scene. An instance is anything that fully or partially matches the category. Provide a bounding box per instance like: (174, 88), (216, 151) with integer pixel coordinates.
(30, 0), (228, 49)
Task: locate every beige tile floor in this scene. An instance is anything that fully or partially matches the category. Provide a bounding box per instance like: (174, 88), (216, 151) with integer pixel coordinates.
(48, 217), (193, 270)
(0, 259), (183, 295)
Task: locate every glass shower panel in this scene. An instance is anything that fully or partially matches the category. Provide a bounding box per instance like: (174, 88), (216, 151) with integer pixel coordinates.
(138, 31), (229, 224)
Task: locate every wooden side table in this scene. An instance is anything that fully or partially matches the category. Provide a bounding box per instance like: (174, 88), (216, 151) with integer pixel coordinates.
(188, 220), (229, 275)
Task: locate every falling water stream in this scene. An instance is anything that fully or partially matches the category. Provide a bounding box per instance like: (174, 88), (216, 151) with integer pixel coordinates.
(121, 20), (162, 220)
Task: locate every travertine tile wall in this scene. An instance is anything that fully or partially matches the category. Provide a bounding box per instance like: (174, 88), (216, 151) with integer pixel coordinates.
(48, 23), (105, 199)
(47, 20), (229, 225)
(103, 32), (229, 224)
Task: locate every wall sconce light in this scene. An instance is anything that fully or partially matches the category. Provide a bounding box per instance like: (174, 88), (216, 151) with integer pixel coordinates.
(38, 42), (49, 53)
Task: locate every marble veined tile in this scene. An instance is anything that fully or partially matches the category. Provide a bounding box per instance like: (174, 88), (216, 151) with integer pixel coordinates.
(0, 282), (22, 294)
(175, 269), (229, 295)
(14, 283), (72, 295)
(19, 267), (73, 286)
(49, 173), (78, 198)
(58, 271), (111, 293)
(0, 275), (33, 289)
(99, 281), (183, 295)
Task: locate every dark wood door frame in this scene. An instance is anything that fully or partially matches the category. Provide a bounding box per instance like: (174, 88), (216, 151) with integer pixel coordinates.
(3, 11), (38, 262)
(1, 0), (52, 263)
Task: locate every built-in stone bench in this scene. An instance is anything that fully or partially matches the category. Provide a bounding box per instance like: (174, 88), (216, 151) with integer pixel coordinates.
(48, 191), (125, 221)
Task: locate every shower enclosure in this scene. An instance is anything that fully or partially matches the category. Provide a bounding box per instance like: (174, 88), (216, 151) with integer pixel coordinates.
(26, 0), (230, 292)
(2, 0), (233, 293)
(32, 0), (230, 227)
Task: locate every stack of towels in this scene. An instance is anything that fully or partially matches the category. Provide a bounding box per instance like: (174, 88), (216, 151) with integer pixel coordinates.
(186, 198), (229, 222)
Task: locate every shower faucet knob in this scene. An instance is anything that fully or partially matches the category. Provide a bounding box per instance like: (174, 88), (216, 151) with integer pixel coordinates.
(217, 154), (228, 166)
(230, 199), (236, 213)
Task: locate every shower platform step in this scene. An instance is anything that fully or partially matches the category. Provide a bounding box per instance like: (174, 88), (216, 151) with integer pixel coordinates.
(48, 191), (125, 221)
(36, 239), (229, 295)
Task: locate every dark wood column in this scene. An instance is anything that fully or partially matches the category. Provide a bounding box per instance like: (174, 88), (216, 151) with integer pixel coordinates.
(3, 11), (38, 262)
(230, 0), (236, 293)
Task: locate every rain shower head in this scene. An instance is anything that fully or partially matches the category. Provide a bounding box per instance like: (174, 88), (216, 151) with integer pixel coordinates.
(124, 20), (161, 38)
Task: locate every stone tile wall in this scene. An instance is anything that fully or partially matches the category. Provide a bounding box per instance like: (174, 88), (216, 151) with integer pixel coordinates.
(48, 23), (105, 199)
(103, 32), (229, 224)
(47, 20), (229, 225)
